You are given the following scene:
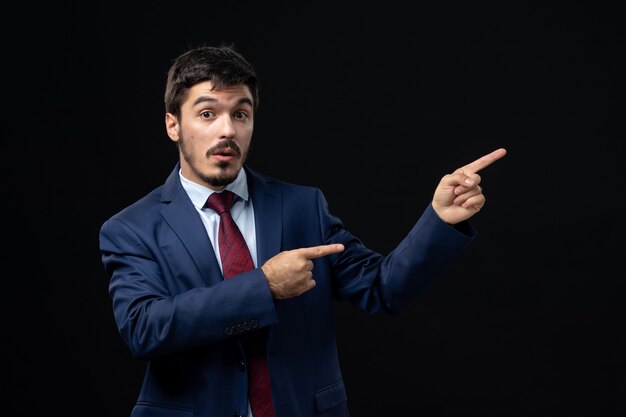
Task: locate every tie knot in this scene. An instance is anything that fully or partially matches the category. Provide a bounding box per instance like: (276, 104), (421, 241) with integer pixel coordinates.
(205, 190), (236, 215)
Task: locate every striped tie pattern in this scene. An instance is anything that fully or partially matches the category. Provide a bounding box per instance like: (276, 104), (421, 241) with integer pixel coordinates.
(205, 190), (275, 417)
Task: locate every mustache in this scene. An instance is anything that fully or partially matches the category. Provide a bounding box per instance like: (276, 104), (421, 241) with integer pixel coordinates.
(206, 140), (241, 157)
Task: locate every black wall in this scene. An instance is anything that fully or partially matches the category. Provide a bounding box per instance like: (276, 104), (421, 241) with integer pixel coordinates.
(6, 2), (625, 416)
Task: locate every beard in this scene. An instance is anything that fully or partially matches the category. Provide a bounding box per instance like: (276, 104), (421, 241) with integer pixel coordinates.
(178, 133), (248, 188)
(203, 161), (239, 187)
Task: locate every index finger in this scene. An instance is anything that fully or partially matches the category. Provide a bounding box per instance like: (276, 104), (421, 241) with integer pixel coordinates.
(295, 244), (345, 259)
(461, 147), (507, 174)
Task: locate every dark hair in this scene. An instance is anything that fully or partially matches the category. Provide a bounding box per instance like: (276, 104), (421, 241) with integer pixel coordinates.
(164, 44), (259, 119)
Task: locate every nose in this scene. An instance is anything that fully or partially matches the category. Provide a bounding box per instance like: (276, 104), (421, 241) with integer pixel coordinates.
(217, 115), (236, 139)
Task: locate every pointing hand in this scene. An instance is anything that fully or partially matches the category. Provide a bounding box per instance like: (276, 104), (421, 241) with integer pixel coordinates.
(261, 244), (345, 299)
(432, 148), (507, 224)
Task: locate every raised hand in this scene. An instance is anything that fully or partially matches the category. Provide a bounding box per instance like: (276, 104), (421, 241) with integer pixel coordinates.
(261, 244), (345, 299)
(432, 148), (507, 224)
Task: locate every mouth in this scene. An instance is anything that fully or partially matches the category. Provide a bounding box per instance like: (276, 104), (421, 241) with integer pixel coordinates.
(211, 148), (239, 161)
(209, 143), (241, 163)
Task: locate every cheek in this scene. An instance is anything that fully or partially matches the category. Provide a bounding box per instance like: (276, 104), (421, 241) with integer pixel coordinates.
(184, 125), (212, 147)
(240, 136), (251, 148)
(179, 129), (206, 156)
(238, 129), (253, 150)
(239, 139), (252, 157)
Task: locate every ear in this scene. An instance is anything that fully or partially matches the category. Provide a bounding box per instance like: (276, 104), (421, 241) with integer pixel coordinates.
(165, 113), (180, 142)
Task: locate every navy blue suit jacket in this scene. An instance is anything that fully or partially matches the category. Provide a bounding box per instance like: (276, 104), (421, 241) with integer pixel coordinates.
(99, 164), (476, 417)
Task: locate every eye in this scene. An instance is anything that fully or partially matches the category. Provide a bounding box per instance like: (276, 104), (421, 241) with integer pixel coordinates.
(233, 111), (249, 120)
(200, 110), (214, 119)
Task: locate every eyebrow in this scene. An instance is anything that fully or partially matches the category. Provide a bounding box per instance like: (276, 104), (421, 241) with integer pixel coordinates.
(192, 96), (253, 108)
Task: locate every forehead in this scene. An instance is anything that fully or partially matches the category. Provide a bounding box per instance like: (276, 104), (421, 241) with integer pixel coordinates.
(185, 81), (253, 107)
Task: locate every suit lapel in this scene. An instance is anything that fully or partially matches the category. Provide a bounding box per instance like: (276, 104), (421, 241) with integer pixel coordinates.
(160, 165), (222, 286)
(246, 167), (283, 266)
(246, 167), (288, 354)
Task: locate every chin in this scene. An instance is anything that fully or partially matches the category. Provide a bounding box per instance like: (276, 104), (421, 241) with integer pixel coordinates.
(203, 165), (240, 187)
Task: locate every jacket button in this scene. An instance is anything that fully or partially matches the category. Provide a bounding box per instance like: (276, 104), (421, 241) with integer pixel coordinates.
(238, 360), (246, 371)
(251, 319), (259, 329)
(243, 321), (251, 331)
(234, 413), (243, 417)
(225, 326), (233, 336)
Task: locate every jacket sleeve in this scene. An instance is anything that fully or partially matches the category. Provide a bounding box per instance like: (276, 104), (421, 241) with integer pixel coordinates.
(99, 216), (278, 360)
(315, 189), (477, 315)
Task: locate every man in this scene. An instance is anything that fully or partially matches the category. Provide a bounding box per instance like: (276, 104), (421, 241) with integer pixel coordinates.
(99, 44), (506, 417)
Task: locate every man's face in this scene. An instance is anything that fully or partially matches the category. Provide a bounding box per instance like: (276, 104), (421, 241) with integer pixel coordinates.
(165, 81), (254, 190)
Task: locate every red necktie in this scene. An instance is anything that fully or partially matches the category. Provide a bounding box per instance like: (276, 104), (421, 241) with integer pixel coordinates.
(205, 190), (276, 417)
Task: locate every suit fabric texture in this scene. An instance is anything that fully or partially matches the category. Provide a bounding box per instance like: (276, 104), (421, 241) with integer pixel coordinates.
(99, 163), (477, 417)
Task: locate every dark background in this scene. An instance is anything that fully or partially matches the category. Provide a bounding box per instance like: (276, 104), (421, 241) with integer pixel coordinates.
(5, 2), (625, 416)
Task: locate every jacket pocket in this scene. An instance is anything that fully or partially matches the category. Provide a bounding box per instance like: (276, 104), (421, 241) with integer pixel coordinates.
(314, 379), (347, 413)
(131, 402), (195, 417)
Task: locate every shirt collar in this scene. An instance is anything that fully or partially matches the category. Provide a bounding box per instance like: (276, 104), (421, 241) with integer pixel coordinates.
(179, 167), (249, 209)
